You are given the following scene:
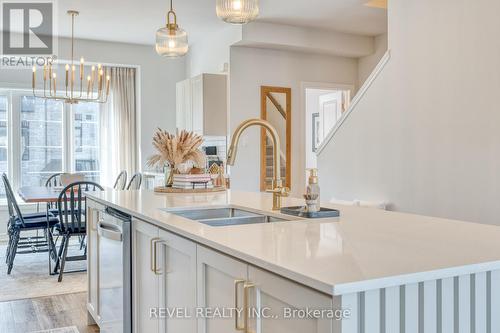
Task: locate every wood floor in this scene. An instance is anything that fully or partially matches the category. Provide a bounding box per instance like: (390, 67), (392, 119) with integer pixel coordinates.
(0, 292), (99, 333)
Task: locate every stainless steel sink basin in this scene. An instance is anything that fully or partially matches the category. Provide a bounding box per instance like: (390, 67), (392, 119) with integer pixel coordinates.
(162, 206), (292, 227)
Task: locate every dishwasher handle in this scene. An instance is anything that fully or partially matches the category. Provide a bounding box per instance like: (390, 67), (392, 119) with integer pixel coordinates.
(105, 207), (131, 221)
(98, 221), (123, 242)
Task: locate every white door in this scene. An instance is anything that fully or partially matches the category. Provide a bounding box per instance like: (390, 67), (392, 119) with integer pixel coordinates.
(248, 266), (334, 333)
(319, 92), (343, 143)
(157, 229), (197, 333)
(197, 246), (248, 333)
(132, 219), (160, 333)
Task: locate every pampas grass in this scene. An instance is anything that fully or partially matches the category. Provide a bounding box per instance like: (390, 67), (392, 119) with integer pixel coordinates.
(147, 129), (206, 170)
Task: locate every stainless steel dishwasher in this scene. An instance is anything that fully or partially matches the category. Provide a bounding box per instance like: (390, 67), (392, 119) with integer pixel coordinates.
(98, 207), (132, 333)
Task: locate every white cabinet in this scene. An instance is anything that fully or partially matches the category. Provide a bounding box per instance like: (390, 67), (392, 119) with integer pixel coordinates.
(196, 246), (333, 333)
(248, 266), (334, 333)
(176, 73), (227, 136)
(91, 209), (336, 333)
(176, 79), (192, 131)
(86, 201), (105, 325)
(132, 219), (198, 333)
(157, 228), (197, 333)
(197, 245), (248, 333)
(132, 219), (159, 333)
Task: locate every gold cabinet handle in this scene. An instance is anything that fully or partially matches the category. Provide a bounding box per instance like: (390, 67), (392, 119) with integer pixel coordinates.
(234, 279), (246, 331)
(244, 283), (255, 333)
(150, 237), (160, 273)
(153, 240), (167, 275)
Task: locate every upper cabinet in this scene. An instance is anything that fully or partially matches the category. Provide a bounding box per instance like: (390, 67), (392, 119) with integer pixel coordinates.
(176, 73), (227, 136)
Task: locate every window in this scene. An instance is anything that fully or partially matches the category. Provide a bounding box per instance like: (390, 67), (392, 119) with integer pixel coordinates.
(0, 90), (101, 196)
(73, 102), (100, 183)
(20, 96), (64, 187)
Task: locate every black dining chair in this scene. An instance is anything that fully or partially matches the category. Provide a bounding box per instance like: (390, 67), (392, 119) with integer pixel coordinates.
(45, 173), (87, 250)
(113, 171), (128, 190)
(52, 181), (104, 282)
(40, 173), (64, 212)
(126, 172), (142, 190)
(45, 173), (64, 187)
(2, 173), (59, 275)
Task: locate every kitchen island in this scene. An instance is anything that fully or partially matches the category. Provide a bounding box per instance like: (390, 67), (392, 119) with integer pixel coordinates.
(86, 190), (500, 333)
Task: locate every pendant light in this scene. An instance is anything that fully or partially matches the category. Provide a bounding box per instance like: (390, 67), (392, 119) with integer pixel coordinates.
(156, 0), (188, 57)
(216, 0), (259, 24)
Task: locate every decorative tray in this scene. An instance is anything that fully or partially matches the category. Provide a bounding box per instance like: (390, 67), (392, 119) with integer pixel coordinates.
(280, 206), (340, 218)
(154, 186), (226, 193)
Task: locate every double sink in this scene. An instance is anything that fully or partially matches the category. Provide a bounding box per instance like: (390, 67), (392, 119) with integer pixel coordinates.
(162, 206), (294, 227)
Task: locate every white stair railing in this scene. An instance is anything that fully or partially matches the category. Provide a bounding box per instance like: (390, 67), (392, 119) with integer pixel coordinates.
(316, 50), (392, 155)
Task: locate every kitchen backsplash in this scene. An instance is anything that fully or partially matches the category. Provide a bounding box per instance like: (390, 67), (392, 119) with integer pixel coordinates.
(202, 136), (227, 162)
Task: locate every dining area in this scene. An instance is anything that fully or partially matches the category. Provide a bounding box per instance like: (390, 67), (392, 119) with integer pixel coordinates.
(2, 170), (142, 285)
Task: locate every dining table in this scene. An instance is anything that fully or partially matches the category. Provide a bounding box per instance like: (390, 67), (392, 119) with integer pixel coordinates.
(17, 186), (67, 203)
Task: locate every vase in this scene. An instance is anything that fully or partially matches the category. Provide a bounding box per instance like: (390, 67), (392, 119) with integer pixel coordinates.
(164, 165), (173, 187)
(176, 162), (193, 174)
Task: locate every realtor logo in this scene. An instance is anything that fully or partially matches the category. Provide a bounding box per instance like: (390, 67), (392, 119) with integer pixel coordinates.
(2, 1), (54, 55)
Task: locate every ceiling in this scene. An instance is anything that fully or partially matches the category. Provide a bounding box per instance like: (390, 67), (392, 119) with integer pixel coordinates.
(56, 0), (387, 46)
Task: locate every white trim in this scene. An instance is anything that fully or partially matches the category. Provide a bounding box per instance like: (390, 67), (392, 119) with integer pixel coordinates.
(300, 81), (355, 92)
(316, 50), (391, 155)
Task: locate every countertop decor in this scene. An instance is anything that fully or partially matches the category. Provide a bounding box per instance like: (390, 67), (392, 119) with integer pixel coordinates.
(147, 128), (206, 185)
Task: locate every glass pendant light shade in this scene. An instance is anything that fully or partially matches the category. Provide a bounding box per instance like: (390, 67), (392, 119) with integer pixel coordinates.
(155, 26), (188, 57)
(155, 0), (188, 57)
(216, 0), (259, 24)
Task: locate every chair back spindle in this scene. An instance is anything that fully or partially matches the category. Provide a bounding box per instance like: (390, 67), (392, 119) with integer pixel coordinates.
(2, 173), (25, 228)
(45, 173), (64, 187)
(57, 181), (104, 234)
(113, 171), (128, 190)
(126, 173), (142, 190)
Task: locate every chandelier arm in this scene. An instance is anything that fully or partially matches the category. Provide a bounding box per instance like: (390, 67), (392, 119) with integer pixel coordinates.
(49, 65), (52, 96)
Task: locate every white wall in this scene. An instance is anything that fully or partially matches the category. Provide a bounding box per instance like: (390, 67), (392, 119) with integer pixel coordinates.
(0, 36), (186, 170)
(240, 22), (375, 58)
(230, 46), (358, 196)
(358, 33), (388, 86)
(318, 0), (500, 226)
(186, 26), (241, 77)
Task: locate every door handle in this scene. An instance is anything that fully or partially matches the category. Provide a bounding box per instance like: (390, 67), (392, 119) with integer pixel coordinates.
(97, 221), (122, 241)
(150, 238), (160, 273)
(244, 283), (255, 333)
(234, 279), (246, 331)
(153, 239), (167, 275)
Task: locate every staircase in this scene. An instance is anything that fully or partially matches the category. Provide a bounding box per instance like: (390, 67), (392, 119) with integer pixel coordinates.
(264, 136), (286, 190)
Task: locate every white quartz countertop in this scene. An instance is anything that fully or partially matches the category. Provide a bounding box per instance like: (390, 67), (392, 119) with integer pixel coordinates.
(87, 190), (500, 296)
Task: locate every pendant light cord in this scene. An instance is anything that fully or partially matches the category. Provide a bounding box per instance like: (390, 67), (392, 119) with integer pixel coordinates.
(71, 13), (75, 68)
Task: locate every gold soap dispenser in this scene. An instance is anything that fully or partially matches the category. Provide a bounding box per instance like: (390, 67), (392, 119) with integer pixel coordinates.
(306, 168), (321, 212)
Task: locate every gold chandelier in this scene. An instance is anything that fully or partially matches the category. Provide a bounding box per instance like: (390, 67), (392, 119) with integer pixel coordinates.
(32, 10), (110, 104)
